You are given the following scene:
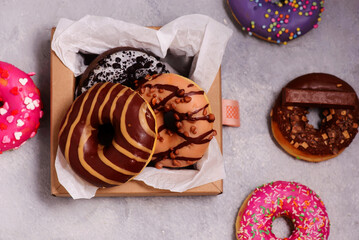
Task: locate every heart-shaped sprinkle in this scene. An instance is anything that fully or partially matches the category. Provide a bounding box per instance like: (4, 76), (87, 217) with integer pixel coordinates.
(1, 71), (9, 78)
(30, 132), (36, 138)
(2, 136), (10, 143)
(0, 123), (7, 130)
(0, 78), (7, 86)
(39, 111), (43, 118)
(10, 87), (19, 95)
(11, 110), (19, 115)
(24, 97), (32, 105)
(3, 102), (9, 110)
(14, 132), (22, 140)
(0, 108), (7, 115)
(6, 115), (14, 123)
(24, 113), (29, 118)
(19, 78), (28, 85)
(33, 99), (40, 108)
(29, 93), (34, 97)
(16, 119), (24, 127)
(26, 102), (35, 110)
(24, 97), (36, 110)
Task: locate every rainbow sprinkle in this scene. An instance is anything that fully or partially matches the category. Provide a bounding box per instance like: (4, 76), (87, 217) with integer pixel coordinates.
(228, 0), (325, 44)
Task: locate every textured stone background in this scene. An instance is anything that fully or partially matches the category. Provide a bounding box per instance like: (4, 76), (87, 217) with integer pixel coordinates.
(0, 0), (358, 239)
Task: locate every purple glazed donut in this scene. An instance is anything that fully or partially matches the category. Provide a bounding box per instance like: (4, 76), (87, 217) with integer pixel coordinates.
(227, 0), (324, 44)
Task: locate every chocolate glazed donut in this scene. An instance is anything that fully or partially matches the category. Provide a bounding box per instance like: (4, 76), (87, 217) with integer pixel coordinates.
(76, 47), (169, 97)
(271, 73), (359, 162)
(58, 82), (157, 187)
(139, 73), (216, 169)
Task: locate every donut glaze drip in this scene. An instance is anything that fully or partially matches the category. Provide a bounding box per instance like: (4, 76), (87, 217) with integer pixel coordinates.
(0, 61), (42, 152)
(77, 47), (169, 96)
(236, 181), (330, 240)
(228, 0), (324, 44)
(139, 74), (216, 168)
(59, 82), (157, 187)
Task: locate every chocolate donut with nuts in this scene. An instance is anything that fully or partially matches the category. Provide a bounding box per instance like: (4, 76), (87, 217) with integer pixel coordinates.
(139, 73), (216, 169)
(271, 73), (359, 162)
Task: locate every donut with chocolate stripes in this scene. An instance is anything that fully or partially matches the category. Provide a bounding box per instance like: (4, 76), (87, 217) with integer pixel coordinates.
(58, 82), (157, 187)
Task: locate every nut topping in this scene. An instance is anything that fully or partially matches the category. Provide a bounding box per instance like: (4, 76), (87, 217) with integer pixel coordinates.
(184, 96), (192, 103)
(151, 98), (157, 105)
(342, 130), (350, 139)
(174, 113), (180, 120)
(301, 142), (309, 149)
(322, 133), (328, 140)
(208, 113), (215, 122)
(190, 126), (197, 134)
(177, 89), (185, 96)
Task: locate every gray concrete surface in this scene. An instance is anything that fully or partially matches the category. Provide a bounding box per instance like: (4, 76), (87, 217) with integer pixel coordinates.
(0, 0), (358, 239)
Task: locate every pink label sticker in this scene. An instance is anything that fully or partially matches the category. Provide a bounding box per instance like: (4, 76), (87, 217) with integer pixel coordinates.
(222, 99), (240, 127)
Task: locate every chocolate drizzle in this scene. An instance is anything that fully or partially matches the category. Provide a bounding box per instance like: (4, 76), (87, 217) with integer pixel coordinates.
(153, 129), (214, 162)
(140, 77), (216, 167)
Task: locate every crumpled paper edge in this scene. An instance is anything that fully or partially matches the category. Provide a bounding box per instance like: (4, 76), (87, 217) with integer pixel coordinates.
(134, 138), (224, 192)
(55, 148), (97, 199)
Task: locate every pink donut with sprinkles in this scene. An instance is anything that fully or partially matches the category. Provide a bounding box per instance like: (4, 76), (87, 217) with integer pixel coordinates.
(236, 181), (330, 240)
(0, 61), (42, 152)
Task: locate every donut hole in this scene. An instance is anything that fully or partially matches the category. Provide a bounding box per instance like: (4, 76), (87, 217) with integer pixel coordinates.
(306, 107), (322, 129)
(163, 110), (178, 132)
(97, 123), (115, 146)
(271, 216), (295, 239)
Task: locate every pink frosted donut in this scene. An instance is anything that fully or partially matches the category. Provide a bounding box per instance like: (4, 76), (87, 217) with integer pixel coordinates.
(236, 181), (330, 240)
(0, 61), (42, 152)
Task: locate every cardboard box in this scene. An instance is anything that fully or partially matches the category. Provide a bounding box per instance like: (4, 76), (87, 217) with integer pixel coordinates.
(50, 28), (223, 197)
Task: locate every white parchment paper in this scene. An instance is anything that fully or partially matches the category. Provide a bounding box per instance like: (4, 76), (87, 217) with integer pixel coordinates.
(52, 14), (232, 199)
